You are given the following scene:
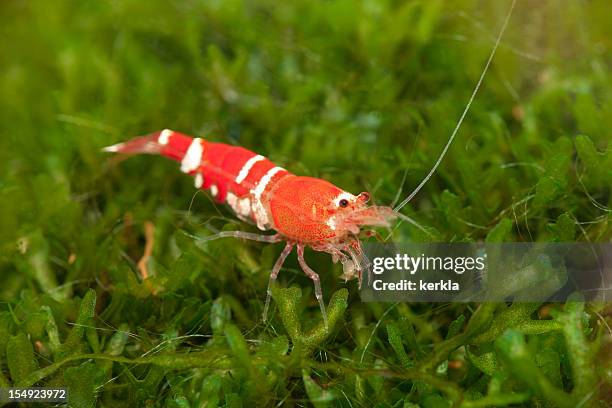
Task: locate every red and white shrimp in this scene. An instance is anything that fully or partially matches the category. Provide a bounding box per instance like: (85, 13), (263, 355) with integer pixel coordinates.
(103, 130), (395, 328)
(103, 0), (515, 329)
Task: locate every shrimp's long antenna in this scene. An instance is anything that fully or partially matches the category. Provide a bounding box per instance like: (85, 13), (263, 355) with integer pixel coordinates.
(394, 0), (516, 212)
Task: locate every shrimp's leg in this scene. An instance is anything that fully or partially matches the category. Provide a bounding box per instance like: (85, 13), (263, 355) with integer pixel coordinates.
(262, 242), (294, 323)
(297, 244), (328, 330)
(314, 245), (357, 283)
(186, 231), (282, 243)
(343, 240), (371, 289)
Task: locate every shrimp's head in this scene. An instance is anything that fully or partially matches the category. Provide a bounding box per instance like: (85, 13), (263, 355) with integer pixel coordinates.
(268, 176), (396, 243)
(325, 191), (396, 238)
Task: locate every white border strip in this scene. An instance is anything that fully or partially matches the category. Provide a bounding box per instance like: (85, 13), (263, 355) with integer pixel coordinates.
(158, 129), (173, 145)
(235, 154), (264, 184)
(180, 138), (203, 173)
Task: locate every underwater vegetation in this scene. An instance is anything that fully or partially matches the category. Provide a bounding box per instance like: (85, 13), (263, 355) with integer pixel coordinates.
(0, 0), (610, 406)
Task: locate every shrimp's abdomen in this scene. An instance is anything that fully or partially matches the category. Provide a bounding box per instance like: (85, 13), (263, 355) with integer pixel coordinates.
(104, 129), (291, 231)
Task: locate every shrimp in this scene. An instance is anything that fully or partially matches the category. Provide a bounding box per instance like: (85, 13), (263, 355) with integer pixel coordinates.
(103, 0), (516, 329)
(103, 130), (395, 328)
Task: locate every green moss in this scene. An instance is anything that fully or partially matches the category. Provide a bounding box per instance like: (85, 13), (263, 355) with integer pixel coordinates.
(0, 0), (610, 406)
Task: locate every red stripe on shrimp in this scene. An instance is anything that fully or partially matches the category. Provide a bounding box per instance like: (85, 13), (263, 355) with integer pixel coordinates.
(158, 130), (194, 162)
(197, 143), (232, 202)
(219, 147), (263, 196)
(239, 159), (277, 192)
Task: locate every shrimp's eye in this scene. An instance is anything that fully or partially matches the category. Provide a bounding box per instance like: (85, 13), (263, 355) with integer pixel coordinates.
(339, 199), (349, 208)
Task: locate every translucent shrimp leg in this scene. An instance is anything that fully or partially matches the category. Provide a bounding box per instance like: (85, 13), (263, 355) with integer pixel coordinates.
(262, 242), (294, 323)
(297, 244), (328, 330)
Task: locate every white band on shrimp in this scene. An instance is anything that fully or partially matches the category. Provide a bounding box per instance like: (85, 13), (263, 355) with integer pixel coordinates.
(252, 166), (285, 230)
(194, 173), (204, 188)
(236, 155), (265, 184)
(180, 138), (204, 173)
(158, 129), (173, 145)
(326, 216), (337, 231)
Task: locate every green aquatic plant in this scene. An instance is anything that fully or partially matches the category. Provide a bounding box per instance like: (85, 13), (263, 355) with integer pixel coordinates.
(0, 0), (610, 406)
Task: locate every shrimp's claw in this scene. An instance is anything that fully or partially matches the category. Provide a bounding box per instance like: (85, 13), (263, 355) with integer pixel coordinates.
(340, 258), (357, 282)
